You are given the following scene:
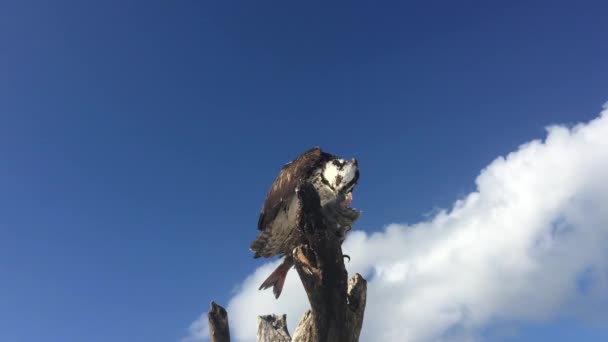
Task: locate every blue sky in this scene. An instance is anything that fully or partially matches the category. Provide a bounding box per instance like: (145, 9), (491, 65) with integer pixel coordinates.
(1, 1), (607, 341)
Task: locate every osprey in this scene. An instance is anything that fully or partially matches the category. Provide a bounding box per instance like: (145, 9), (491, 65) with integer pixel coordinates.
(250, 147), (360, 298)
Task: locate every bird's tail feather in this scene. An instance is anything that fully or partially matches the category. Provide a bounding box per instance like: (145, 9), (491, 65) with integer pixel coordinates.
(259, 258), (293, 299)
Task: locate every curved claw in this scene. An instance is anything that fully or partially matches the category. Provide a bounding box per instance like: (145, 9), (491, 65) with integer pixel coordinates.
(343, 254), (351, 263)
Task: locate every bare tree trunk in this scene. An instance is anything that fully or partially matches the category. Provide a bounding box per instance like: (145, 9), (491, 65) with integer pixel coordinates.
(291, 273), (366, 342)
(208, 301), (230, 342)
(210, 182), (367, 342)
(288, 182), (365, 342)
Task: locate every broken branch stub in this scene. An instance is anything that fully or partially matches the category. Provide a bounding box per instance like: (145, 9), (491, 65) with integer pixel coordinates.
(256, 314), (292, 342)
(208, 301), (230, 342)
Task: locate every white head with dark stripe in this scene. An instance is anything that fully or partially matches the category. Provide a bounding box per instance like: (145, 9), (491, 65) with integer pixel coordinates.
(322, 158), (359, 194)
(312, 155), (359, 206)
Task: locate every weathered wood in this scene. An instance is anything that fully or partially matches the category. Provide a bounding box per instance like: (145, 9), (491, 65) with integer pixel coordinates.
(210, 181), (367, 342)
(289, 182), (365, 342)
(345, 273), (367, 342)
(208, 301), (230, 342)
(256, 314), (291, 342)
(292, 274), (367, 342)
(291, 310), (314, 342)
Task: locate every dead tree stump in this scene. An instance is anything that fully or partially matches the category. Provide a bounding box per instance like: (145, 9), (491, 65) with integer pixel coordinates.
(289, 182), (365, 342)
(208, 182), (367, 342)
(291, 273), (367, 342)
(208, 301), (230, 342)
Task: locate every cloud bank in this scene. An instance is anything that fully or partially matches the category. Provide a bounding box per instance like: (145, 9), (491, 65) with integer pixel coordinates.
(186, 105), (608, 341)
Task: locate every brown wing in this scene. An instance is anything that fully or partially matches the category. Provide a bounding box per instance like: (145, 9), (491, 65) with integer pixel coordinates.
(250, 147), (328, 258)
(257, 147), (325, 231)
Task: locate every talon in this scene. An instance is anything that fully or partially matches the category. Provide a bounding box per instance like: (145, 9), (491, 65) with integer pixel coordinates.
(343, 254), (351, 262)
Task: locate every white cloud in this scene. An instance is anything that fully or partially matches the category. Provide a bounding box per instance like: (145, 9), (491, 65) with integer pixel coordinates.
(185, 105), (608, 341)
(182, 313), (209, 342)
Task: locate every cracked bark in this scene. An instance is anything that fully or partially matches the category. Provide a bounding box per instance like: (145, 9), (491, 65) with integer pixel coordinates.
(208, 301), (230, 342)
(289, 183), (366, 342)
(256, 314), (292, 342)
(208, 182), (367, 342)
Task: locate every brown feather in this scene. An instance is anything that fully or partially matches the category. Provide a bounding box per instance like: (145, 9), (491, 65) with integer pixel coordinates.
(250, 147), (332, 258)
(257, 147), (323, 231)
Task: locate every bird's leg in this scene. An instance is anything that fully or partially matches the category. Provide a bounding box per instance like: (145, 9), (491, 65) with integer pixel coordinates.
(293, 246), (322, 279)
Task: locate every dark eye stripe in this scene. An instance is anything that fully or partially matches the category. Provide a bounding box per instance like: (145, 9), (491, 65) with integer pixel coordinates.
(343, 179), (356, 190)
(342, 170), (359, 191)
(332, 159), (346, 168)
(321, 178), (336, 191)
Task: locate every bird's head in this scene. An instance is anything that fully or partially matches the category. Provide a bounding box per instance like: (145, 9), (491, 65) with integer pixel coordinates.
(321, 157), (359, 196)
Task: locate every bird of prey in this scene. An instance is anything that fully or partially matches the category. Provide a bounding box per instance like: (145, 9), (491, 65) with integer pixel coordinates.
(250, 147), (360, 298)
